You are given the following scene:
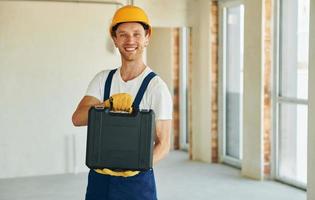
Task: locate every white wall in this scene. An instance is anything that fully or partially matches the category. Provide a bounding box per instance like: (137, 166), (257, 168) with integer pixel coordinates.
(146, 28), (174, 149)
(188, 0), (212, 163)
(135, 0), (189, 27)
(143, 0), (214, 163)
(0, 0), (190, 178)
(307, 0), (315, 199)
(242, 0), (264, 180)
(147, 28), (173, 91)
(0, 1), (120, 178)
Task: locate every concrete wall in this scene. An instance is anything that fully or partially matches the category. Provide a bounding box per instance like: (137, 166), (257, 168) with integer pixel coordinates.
(0, 1), (122, 178)
(0, 0), (190, 178)
(143, 0), (214, 163)
(307, 0), (315, 199)
(135, 0), (189, 27)
(147, 28), (173, 92)
(188, 0), (212, 163)
(242, 0), (264, 180)
(146, 28), (174, 149)
(144, 0), (214, 163)
(136, 0), (214, 163)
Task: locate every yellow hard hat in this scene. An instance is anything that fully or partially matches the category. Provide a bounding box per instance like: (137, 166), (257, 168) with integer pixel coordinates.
(110, 5), (151, 36)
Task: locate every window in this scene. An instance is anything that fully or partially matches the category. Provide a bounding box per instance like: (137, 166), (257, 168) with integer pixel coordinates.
(274, 0), (310, 188)
(179, 27), (191, 150)
(219, 1), (244, 167)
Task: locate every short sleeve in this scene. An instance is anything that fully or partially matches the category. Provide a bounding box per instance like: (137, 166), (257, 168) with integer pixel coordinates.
(85, 71), (106, 101)
(150, 80), (173, 120)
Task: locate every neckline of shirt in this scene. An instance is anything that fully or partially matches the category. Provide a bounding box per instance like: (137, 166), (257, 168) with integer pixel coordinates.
(116, 66), (151, 85)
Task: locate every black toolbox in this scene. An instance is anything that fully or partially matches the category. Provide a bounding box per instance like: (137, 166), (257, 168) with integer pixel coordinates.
(86, 106), (155, 170)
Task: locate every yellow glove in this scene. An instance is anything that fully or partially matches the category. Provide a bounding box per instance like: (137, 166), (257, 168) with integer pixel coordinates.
(95, 169), (140, 177)
(103, 93), (133, 113)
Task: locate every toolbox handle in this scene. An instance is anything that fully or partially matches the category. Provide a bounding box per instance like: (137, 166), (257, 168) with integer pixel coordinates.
(93, 102), (139, 116)
(107, 108), (139, 117)
(92, 105), (151, 117)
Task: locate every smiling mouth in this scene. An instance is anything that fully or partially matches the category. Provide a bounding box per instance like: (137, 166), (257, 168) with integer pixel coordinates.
(124, 47), (137, 52)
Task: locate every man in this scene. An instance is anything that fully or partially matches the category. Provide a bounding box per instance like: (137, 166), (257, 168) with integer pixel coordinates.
(72, 5), (173, 200)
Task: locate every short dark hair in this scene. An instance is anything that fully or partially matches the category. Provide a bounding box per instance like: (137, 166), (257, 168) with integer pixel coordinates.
(111, 22), (150, 37)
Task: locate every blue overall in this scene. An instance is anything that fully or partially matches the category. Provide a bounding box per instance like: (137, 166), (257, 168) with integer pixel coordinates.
(85, 69), (158, 200)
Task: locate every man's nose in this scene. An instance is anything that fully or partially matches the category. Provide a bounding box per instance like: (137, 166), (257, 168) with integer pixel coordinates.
(125, 35), (136, 43)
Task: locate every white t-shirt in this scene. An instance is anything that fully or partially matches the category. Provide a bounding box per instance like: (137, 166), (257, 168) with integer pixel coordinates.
(86, 67), (173, 120)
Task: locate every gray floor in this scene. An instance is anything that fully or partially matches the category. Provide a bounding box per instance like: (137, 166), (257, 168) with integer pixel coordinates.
(0, 151), (306, 200)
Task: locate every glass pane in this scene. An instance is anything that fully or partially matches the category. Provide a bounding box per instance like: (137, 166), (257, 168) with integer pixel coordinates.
(278, 103), (308, 184)
(280, 0), (310, 99)
(224, 5), (244, 159)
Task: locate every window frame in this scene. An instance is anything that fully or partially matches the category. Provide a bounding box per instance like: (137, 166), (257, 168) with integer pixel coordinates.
(179, 27), (190, 151)
(218, 0), (245, 168)
(272, 0), (309, 190)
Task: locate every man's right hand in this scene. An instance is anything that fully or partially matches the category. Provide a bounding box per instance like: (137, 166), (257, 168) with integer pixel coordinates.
(102, 93), (133, 113)
(72, 93), (134, 127)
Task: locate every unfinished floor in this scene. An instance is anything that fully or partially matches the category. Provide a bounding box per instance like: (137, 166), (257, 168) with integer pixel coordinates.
(0, 151), (306, 200)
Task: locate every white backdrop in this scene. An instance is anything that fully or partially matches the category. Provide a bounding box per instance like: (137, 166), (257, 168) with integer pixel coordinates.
(0, 1), (120, 178)
(0, 0), (189, 178)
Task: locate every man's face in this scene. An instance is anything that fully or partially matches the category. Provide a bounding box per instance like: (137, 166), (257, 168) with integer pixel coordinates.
(112, 22), (150, 62)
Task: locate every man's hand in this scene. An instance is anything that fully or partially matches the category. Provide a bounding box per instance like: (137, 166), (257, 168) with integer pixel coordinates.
(103, 93), (133, 113)
(72, 93), (133, 127)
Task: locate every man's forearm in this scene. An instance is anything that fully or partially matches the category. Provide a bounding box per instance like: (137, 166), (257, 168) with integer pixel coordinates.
(153, 141), (170, 165)
(152, 120), (172, 165)
(72, 96), (102, 127)
(72, 105), (91, 126)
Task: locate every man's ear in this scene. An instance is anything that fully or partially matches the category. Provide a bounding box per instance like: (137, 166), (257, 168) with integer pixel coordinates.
(144, 30), (151, 47)
(146, 29), (152, 38)
(112, 36), (118, 47)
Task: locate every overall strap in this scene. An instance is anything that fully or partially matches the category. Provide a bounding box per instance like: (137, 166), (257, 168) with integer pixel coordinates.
(132, 71), (157, 109)
(103, 68), (118, 101)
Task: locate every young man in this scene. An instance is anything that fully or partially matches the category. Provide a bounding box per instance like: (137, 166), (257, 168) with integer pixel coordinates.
(72, 5), (173, 200)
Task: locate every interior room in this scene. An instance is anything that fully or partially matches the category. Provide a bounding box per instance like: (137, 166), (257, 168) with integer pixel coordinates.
(0, 0), (314, 199)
